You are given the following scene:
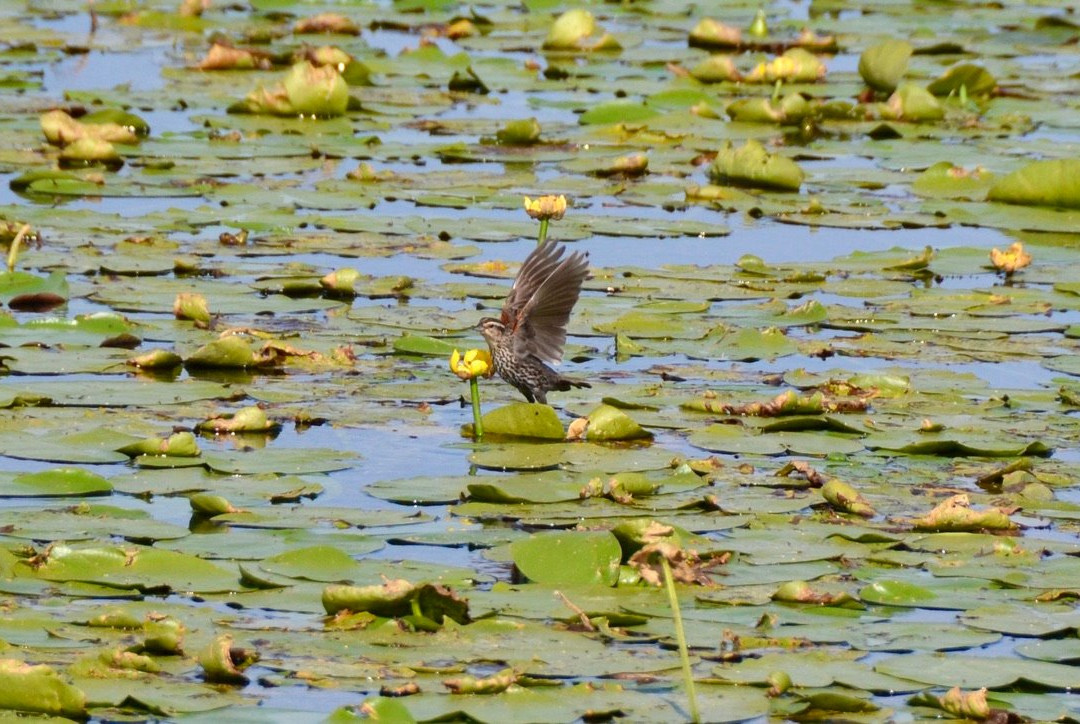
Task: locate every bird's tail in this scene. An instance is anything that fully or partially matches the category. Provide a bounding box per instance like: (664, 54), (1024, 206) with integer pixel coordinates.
(555, 376), (591, 391)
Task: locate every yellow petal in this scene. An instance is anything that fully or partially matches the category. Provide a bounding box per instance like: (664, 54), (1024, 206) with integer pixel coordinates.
(989, 242), (1031, 274)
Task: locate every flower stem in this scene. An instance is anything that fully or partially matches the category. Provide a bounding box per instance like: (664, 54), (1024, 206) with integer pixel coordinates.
(537, 218), (549, 246)
(7, 224), (29, 273)
(662, 557), (699, 724)
(469, 377), (483, 439)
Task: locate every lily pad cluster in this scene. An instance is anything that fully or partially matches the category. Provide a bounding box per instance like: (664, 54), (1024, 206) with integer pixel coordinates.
(1, 0), (1080, 721)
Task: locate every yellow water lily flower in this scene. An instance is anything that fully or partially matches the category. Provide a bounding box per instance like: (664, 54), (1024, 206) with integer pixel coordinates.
(450, 348), (493, 380)
(523, 194), (567, 221)
(989, 241), (1031, 274)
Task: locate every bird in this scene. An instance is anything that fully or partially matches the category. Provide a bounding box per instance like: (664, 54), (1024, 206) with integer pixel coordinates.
(477, 241), (591, 404)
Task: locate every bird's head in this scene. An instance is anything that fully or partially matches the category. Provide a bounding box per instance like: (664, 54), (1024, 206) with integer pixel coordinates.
(476, 317), (507, 346)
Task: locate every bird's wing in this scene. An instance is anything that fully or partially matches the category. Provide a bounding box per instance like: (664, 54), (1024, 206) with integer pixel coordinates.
(500, 241), (566, 327)
(508, 243), (589, 365)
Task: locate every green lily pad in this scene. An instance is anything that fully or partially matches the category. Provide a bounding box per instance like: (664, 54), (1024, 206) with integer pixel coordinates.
(0, 468), (112, 497)
(709, 139), (804, 191)
(510, 531), (621, 586)
(584, 404), (652, 442)
(859, 39), (913, 92)
(875, 652), (1080, 690)
(987, 159), (1080, 210)
(480, 403), (565, 440)
(0, 659), (86, 718)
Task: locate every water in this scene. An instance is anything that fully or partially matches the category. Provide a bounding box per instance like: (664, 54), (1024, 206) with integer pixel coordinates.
(3, 3), (1080, 720)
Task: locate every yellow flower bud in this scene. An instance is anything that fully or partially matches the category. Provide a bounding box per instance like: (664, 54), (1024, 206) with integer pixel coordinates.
(523, 194), (568, 221)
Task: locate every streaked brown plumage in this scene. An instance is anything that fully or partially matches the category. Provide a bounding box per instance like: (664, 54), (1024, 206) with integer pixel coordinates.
(477, 241), (591, 404)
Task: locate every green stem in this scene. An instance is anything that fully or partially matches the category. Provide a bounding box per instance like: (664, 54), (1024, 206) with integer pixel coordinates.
(537, 218), (549, 246)
(662, 557), (699, 724)
(470, 377), (483, 440)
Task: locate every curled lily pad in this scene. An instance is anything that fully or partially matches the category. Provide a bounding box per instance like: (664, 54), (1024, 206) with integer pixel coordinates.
(189, 493), (239, 515)
(444, 669), (516, 695)
(726, 93), (813, 125)
(688, 18), (742, 49)
(584, 404), (652, 442)
(198, 634), (258, 684)
(821, 479), (875, 518)
(690, 55), (740, 83)
(592, 153), (648, 178)
(0, 659), (86, 717)
(772, 580), (858, 607)
(882, 83), (944, 122)
(117, 431), (200, 458)
(294, 12), (359, 35)
(173, 292), (210, 324)
(708, 139), (804, 191)
(127, 349), (183, 369)
(912, 494), (1015, 532)
(745, 48), (826, 83)
(927, 64), (996, 97)
(495, 118), (542, 146)
(480, 403), (564, 440)
(231, 61), (349, 117)
(196, 406), (280, 434)
(448, 66), (489, 94)
(197, 43), (273, 70)
(542, 9), (621, 52)
(986, 159), (1080, 209)
(322, 579), (470, 625)
(859, 39), (913, 93)
(41, 110), (139, 146)
(185, 336), (260, 369)
(58, 138), (123, 169)
(320, 271), (360, 296)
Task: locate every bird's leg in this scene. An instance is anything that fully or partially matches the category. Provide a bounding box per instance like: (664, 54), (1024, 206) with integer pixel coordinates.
(516, 384), (536, 403)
